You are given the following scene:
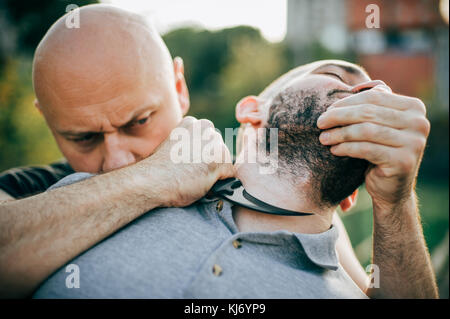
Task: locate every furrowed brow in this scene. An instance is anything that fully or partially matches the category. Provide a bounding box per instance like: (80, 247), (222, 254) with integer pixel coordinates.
(58, 106), (155, 137)
(58, 130), (99, 138)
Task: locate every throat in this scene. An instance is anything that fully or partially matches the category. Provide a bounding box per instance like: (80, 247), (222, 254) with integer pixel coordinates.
(232, 205), (333, 234)
(232, 162), (334, 234)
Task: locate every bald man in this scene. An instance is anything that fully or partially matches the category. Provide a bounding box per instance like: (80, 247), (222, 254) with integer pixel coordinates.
(0, 5), (235, 297)
(32, 5), (189, 173)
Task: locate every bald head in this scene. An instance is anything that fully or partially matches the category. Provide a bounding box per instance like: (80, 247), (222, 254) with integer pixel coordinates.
(32, 4), (189, 173)
(33, 4), (173, 111)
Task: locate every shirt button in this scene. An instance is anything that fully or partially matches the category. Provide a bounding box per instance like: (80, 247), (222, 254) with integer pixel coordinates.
(232, 239), (242, 249)
(212, 264), (223, 276)
(216, 200), (224, 212)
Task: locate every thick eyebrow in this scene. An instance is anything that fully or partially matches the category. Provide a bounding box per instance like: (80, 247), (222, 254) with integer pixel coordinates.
(314, 63), (366, 77)
(58, 106), (154, 138)
(59, 130), (97, 138)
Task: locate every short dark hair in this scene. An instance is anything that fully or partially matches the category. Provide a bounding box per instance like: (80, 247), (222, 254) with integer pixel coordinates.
(264, 88), (368, 207)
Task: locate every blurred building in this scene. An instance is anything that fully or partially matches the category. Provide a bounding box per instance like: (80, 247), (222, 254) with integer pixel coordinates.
(286, 0), (348, 53)
(286, 0), (449, 112)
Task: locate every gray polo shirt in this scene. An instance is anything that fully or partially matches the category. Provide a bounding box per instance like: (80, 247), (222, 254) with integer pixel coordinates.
(33, 173), (367, 299)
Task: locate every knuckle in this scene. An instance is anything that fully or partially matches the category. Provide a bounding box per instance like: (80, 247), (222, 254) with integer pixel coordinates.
(411, 97), (426, 114)
(207, 160), (219, 172)
(386, 108), (400, 122)
(364, 144), (382, 163)
(360, 123), (376, 138)
(340, 128), (352, 141)
(422, 118), (431, 136)
(359, 142), (370, 154)
(367, 148), (381, 163)
(379, 125), (393, 141)
(179, 117), (196, 130)
(366, 90), (383, 105)
(182, 116), (196, 125)
(411, 136), (427, 153)
(200, 119), (214, 129)
(414, 117), (431, 136)
(214, 133), (225, 145)
(361, 104), (377, 122)
(203, 129), (215, 141)
(214, 129), (224, 137)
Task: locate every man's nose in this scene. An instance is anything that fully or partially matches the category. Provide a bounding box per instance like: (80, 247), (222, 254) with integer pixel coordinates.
(101, 133), (136, 173)
(351, 80), (392, 93)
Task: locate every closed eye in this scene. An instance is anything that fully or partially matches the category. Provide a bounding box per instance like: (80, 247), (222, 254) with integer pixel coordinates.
(322, 72), (345, 82)
(358, 86), (373, 93)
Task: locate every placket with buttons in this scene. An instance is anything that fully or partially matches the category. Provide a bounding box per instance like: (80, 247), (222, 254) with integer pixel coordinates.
(182, 199), (248, 297)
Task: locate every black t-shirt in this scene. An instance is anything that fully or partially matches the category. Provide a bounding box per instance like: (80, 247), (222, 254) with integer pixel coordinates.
(0, 160), (74, 199)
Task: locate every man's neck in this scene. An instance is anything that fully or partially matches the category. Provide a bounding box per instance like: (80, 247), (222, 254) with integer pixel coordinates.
(233, 162), (335, 234)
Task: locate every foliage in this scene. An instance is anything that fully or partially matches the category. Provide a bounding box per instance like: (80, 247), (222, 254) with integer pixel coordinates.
(0, 58), (62, 169)
(163, 26), (292, 134)
(0, 0), (98, 54)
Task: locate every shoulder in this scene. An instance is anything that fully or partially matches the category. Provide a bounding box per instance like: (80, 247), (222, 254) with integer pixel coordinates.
(0, 160), (74, 198)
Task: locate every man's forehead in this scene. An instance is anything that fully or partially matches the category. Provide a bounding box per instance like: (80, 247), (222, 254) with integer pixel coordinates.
(259, 60), (368, 99)
(288, 60), (368, 83)
(311, 61), (367, 76)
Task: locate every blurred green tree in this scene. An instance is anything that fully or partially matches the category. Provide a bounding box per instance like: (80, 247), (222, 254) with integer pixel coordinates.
(0, 0), (98, 169)
(0, 0), (98, 55)
(163, 26), (292, 134)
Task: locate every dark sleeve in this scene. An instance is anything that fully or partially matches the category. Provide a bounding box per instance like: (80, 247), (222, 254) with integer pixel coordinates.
(0, 160), (74, 199)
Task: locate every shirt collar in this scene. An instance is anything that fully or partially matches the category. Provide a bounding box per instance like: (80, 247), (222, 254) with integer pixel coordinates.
(293, 225), (340, 271)
(206, 197), (340, 271)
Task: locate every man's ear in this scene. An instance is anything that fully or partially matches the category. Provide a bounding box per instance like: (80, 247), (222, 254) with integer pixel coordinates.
(339, 189), (358, 212)
(173, 57), (190, 115)
(34, 99), (43, 115)
(235, 95), (263, 127)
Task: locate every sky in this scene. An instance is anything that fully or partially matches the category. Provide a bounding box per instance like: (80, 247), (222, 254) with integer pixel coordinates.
(103, 0), (287, 42)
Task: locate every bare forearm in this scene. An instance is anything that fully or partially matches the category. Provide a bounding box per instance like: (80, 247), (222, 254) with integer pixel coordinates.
(0, 117), (234, 298)
(0, 162), (164, 298)
(367, 193), (438, 299)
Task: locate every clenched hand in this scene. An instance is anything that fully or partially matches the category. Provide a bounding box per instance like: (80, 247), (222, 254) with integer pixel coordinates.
(134, 116), (235, 207)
